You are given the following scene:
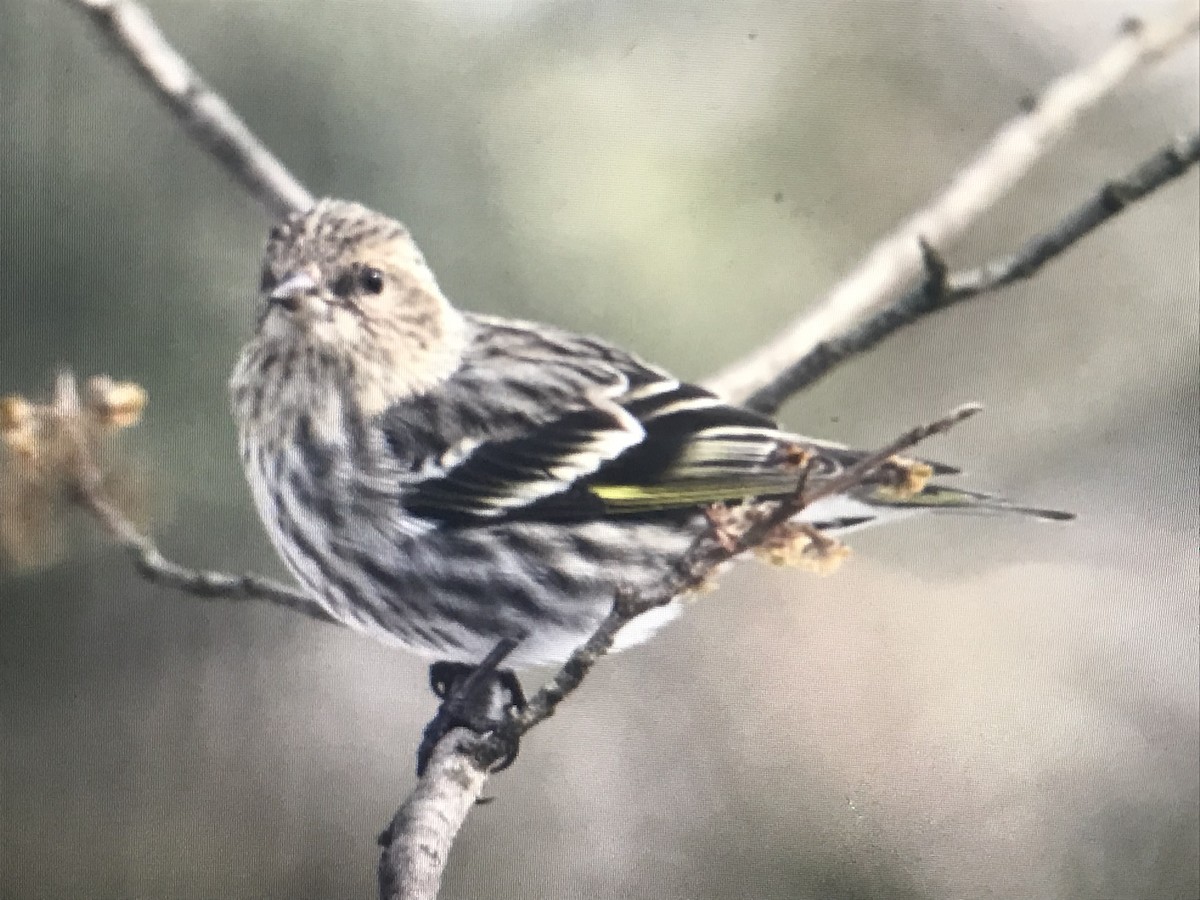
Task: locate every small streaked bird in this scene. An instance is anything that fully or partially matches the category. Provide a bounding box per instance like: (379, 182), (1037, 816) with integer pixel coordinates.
(230, 199), (1070, 672)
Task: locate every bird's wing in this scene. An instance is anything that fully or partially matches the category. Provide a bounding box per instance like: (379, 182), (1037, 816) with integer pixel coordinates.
(402, 399), (644, 520)
(402, 373), (820, 524)
(580, 379), (817, 512)
(391, 315), (992, 526)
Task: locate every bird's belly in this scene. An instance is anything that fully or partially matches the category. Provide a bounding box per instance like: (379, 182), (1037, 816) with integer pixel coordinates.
(241, 438), (698, 665)
(339, 518), (698, 666)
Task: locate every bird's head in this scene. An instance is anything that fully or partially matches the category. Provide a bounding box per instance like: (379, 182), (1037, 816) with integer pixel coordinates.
(253, 198), (466, 411)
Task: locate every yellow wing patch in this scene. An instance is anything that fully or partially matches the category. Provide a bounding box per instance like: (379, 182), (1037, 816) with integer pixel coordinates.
(590, 477), (799, 512)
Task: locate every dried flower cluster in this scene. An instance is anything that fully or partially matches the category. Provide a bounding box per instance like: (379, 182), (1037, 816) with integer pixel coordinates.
(1, 372), (147, 570)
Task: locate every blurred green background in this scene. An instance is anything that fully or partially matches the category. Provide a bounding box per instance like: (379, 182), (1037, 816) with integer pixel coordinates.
(1, 1), (1197, 898)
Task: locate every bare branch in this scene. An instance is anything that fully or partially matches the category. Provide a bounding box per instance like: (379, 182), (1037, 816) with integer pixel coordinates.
(67, 0), (314, 219)
(1, 372), (337, 625)
(742, 131), (1200, 414)
(377, 728), (489, 900)
(704, 4), (1200, 406)
(79, 484), (339, 626)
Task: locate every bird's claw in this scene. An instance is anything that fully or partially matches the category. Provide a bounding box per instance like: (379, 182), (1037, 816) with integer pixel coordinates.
(417, 658), (526, 777)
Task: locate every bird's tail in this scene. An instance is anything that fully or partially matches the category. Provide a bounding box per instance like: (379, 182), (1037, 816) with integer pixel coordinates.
(794, 481), (1073, 537)
(854, 482), (1074, 521)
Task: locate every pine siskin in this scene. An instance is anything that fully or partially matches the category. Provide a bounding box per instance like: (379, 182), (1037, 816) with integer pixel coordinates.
(229, 199), (1070, 669)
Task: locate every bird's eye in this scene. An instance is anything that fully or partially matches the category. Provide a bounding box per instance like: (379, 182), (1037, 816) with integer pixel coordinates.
(259, 267), (277, 293)
(359, 267), (385, 295)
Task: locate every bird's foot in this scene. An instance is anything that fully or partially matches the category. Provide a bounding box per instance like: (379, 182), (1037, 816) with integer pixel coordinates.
(417, 644), (525, 777)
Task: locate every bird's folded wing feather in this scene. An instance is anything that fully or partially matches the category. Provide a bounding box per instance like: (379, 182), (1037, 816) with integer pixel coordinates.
(395, 316), (972, 525)
(403, 378), (815, 523)
(403, 401), (643, 519)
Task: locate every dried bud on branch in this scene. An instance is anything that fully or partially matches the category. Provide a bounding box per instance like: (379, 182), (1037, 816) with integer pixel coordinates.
(0, 372), (149, 570)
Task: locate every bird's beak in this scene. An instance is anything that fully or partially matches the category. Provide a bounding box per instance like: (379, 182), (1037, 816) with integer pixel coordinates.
(267, 272), (319, 312)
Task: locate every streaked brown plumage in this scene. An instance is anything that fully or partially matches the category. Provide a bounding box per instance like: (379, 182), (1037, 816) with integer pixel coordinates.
(230, 198), (1070, 666)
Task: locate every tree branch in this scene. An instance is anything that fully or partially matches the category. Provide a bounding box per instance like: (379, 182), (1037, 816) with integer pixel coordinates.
(68, 0), (314, 219)
(79, 483), (340, 626)
(1, 372), (338, 626)
(377, 728), (490, 900)
(704, 4), (1200, 407)
(741, 129), (1200, 415)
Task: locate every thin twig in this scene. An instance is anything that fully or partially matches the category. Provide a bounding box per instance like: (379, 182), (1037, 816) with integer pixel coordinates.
(31, 373), (338, 625)
(81, 486), (339, 625)
(68, 0), (314, 219)
(498, 594), (636, 737)
(742, 131), (1200, 414)
(705, 5), (1200, 406)
(798, 404), (982, 506)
